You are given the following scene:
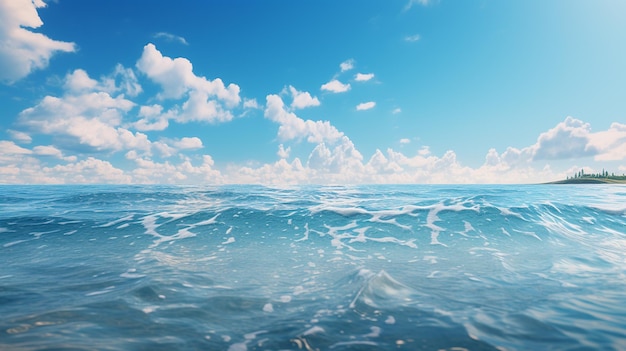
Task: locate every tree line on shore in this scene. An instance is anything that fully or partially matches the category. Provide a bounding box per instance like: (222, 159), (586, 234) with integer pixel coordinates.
(567, 169), (626, 180)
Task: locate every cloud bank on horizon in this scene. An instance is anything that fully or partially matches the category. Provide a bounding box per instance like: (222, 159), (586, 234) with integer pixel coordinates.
(0, 0), (625, 184)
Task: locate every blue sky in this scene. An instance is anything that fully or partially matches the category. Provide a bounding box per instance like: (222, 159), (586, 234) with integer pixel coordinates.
(1, 0), (625, 184)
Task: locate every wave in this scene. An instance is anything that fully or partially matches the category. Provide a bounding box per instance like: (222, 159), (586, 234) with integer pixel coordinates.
(2, 185), (626, 350)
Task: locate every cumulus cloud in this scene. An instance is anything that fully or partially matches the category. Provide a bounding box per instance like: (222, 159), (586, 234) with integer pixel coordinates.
(0, 0), (76, 83)
(18, 92), (148, 152)
(64, 69), (98, 92)
(356, 101), (376, 111)
(289, 86), (320, 110)
(400, 138), (411, 144)
(321, 79), (351, 93)
(340, 59), (355, 72)
(133, 104), (172, 131)
(0, 151), (124, 184)
(34, 145), (62, 157)
(477, 116), (626, 168)
(136, 43), (240, 123)
(173, 137), (203, 150)
(44, 157), (131, 184)
(532, 117), (598, 160)
(33, 145), (77, 161)
(233, 158), (307, 185)
(10, 54), (230, 179)
(15, 66), (180, 159)
(307, 136), (365, 179)
(64, 65), (142, 97)
(588, 122), (626, 161)
(277, 144), (291, 159)
(0, 140), (31, 155)
(355, 73), (374, 82)
(129, 154), (222, 184)
(264, 94), (343, 144)
(153, 32), (189, 46)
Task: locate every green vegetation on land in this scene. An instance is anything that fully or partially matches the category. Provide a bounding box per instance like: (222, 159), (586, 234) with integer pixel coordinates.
(548, 169), (626, 184)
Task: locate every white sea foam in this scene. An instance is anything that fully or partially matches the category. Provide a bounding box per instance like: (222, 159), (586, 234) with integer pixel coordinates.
(99, 214), (134, 228)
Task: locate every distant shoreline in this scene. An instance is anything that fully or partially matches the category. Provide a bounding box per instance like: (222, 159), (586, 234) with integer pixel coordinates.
(546, 178), (626, 185)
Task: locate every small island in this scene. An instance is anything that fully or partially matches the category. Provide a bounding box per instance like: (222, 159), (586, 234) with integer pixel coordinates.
(548, 169), (626, 184)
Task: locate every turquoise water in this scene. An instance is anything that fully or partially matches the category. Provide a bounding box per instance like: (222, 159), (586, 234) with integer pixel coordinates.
(1, 185), (626, 350)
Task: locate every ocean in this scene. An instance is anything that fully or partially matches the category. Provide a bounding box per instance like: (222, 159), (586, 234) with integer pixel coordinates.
(1, 184), (626, 350)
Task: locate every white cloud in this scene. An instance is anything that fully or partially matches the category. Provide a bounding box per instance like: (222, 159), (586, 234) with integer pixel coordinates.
(588, 122), (626, 161)
(400, 138), (411, 144)
(392, 108), (402, 114)
(109, 64), (143, 97)
(7, 129), (32, 143)
(531, 116), (597, 160)
(321, 79), (351, 93)
(289, 86), (320, 110)
(150, 141), (176, 158)
(243, 98), (260, 109)
(173, 137), (203, 150)
(356, 101), (376, 111)
(129, 155), (222, 184)
(44, 157), (131, 184)
(418, 146), (430, 156)
(475, 116), (626, 168)
(153, 32), (189, 46)
(277, 144), (291, 159)
(0, 0), (76, 83)
(133, 104), (172, 131)
(355, 73), (374, 82)
(490, 117), (611, 164)
(15, 68), (164, 157)
(340, 59), (355, 72)
(307, 136), (365, 179)
(136, 43), (240, 123)
(33, 145), (61, 157)
(233, 158), (307, 185)
(404, 34), (421, 42)
(264, 94), (343, 144)
(64, 69), (98, 92)
(0, 140), (31, 155)
(32, 145), (77, 161)
(64, 65), (142, 97)
(18, 92), (149, 152)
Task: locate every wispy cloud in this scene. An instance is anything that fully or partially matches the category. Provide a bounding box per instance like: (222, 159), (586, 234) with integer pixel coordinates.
(404, 34), (421, 42)
(340, 59), (355, 72)
(356, 101), (376, 111)
(8, 130), (32, 144)
(404, 0), (430, 11)
(392, 108), (402, 114)
(153, 32), (189, 46)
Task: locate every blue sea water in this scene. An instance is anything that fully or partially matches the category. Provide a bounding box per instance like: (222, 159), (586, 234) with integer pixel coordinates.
(1, 185), (626, 351)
